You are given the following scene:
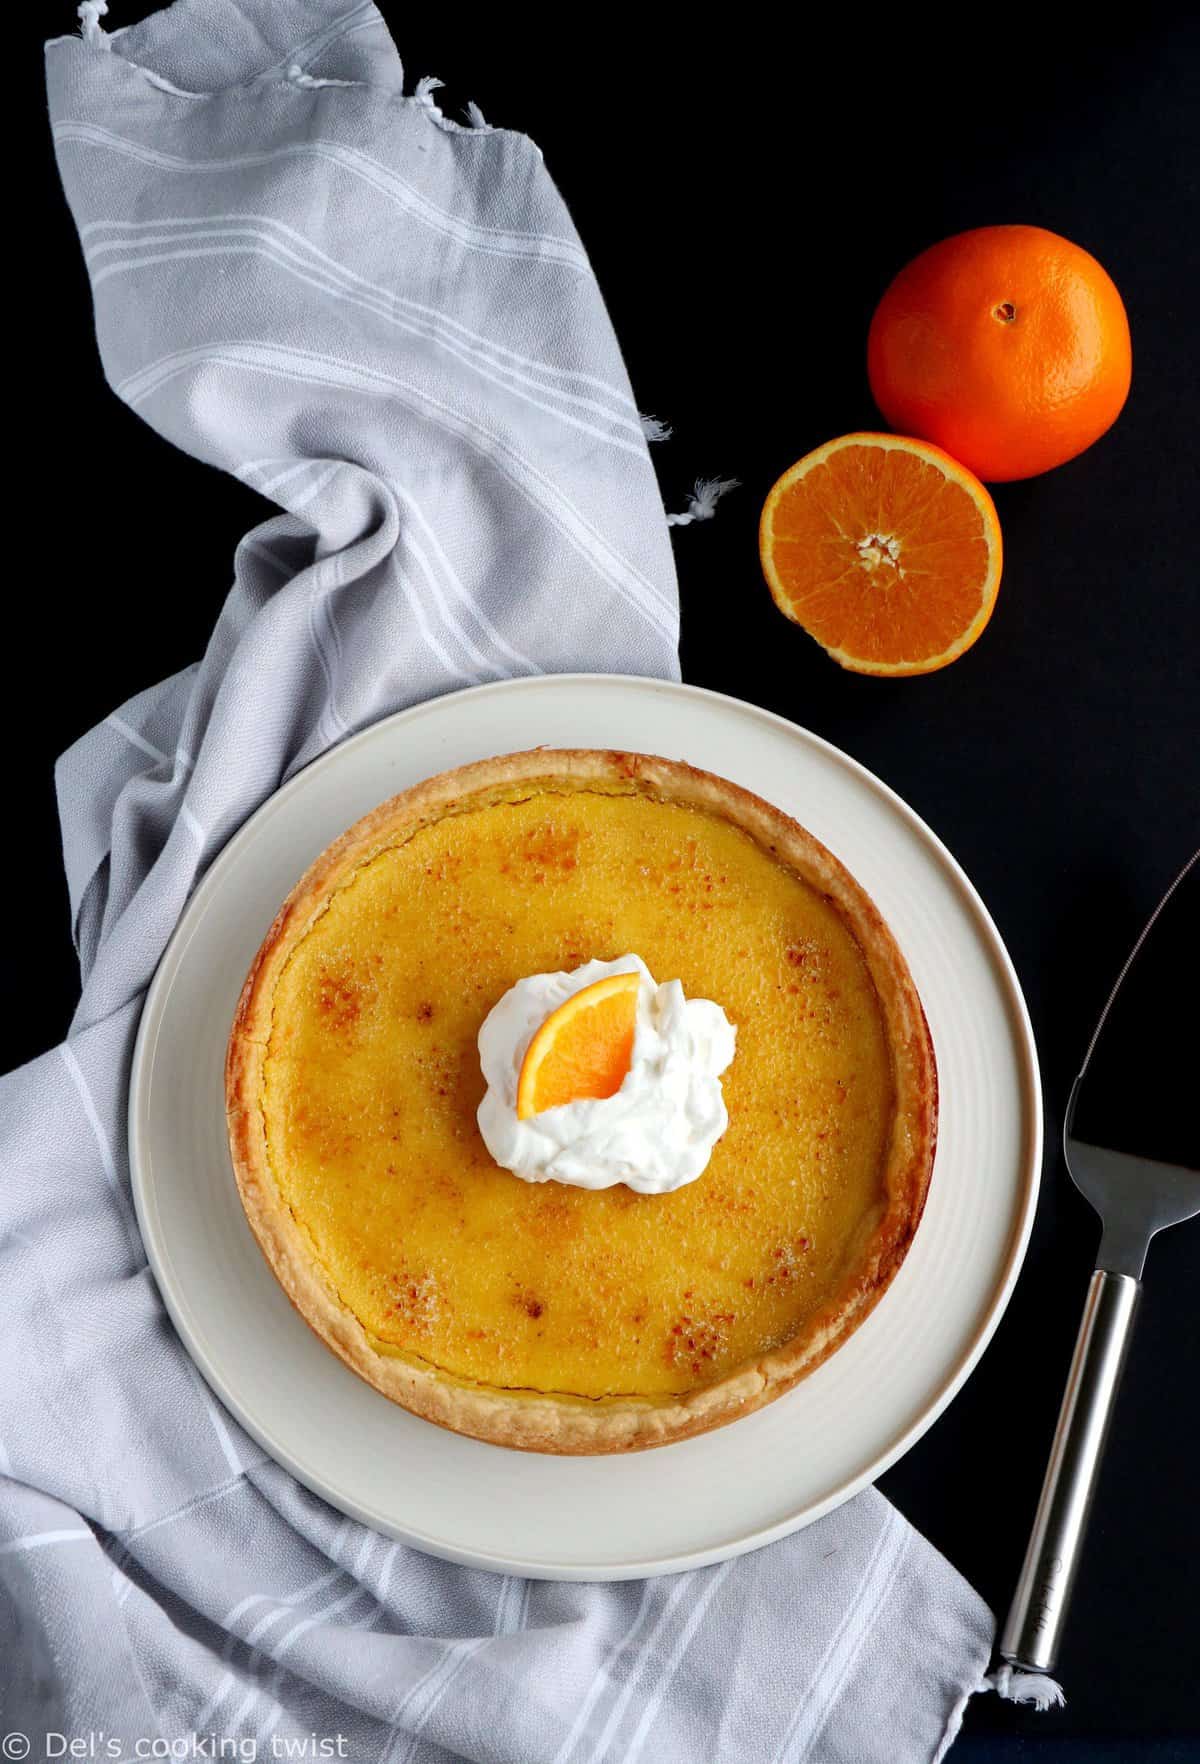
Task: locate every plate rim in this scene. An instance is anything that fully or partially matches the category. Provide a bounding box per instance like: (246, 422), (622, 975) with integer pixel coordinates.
(128, 672), (1044, 1579)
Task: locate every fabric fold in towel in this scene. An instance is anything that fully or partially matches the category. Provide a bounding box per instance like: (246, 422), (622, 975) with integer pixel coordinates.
(2, 2), (994, 1756)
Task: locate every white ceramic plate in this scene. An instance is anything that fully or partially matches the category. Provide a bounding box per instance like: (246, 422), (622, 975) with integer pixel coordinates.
(129, 675), (1042, 1579)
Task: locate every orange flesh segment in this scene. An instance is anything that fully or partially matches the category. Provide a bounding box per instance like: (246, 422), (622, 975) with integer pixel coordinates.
(516, 971), (640, 1119)
(761, 434), (1002, 676)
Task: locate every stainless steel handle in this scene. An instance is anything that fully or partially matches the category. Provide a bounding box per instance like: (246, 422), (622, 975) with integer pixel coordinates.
(1000, 1269), (1140, 1673)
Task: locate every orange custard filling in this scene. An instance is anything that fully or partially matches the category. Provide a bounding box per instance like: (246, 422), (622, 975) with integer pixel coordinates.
(261, 789), (895, 1402)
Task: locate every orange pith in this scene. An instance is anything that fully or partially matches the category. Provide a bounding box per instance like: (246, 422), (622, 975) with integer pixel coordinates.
(516, 971), (640, 1119)
(759, 432), (1002, 676)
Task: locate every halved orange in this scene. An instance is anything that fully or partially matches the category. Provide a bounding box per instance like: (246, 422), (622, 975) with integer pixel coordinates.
(516, 972), (640, 1119)
(759, 433), (1003, 676)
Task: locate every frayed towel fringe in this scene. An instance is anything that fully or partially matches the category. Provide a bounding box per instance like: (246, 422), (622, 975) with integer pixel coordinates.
(413, 75), (446, 117)
(666, 477), (740, 527)
(986, 1665), (1066, 1711)
(640, 414), (673, 444)
(412, 77), (491, 131)
(933, 1665), (1066, 1763)
(78, 1), (109, 43)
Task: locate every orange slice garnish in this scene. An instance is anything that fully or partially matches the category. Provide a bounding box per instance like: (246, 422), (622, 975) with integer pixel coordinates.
(759, 432), (1003, 676)
(516, 972), (640, 1120)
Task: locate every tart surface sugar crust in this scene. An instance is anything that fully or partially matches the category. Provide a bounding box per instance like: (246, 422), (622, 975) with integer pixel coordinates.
(226, 749), (937, 1453)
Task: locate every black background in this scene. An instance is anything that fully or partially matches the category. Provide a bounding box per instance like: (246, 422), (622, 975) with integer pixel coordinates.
(10, 7), (1199, 1760)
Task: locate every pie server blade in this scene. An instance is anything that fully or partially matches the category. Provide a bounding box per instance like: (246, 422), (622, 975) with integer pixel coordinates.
(1000, 849), (1200, 1675)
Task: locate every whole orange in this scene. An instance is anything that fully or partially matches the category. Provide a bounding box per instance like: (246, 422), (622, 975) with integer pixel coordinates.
(867, 225), (1131, 481)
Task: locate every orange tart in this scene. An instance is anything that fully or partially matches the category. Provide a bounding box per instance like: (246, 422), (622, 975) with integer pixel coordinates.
(225, 750), (936, 1452)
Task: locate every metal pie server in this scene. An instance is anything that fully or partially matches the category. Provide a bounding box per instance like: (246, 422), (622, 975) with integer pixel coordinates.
(1000, 849), (1200, 1675)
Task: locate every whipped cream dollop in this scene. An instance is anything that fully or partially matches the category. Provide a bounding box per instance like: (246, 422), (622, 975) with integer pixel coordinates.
(476, 956), (736, 1194)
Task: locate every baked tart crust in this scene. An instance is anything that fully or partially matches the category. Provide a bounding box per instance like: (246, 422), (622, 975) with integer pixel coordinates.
(226, 750), (937, 1453)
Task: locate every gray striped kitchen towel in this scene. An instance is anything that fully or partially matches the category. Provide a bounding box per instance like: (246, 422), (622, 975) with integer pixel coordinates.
(2, 3), (997, 1758)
